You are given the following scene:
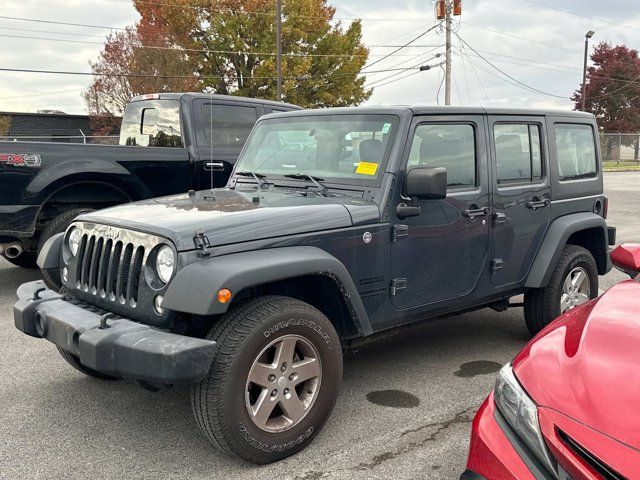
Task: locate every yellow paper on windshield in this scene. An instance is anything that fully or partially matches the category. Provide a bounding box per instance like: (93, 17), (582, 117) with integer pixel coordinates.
(356, 161), (379, 176)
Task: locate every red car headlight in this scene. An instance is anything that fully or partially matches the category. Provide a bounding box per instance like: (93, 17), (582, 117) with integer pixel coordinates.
(494, 363), (557, 474)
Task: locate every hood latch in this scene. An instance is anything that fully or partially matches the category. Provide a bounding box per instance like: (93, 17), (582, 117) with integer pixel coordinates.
(193, 229), (213, 258)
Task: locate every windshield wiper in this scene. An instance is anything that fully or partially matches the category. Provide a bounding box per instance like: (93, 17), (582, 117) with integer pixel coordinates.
(283, 173), (329, 197)
(235, 171), (270, 188)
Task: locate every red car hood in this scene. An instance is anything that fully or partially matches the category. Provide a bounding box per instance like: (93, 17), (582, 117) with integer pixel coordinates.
(513, 279), (640, 451)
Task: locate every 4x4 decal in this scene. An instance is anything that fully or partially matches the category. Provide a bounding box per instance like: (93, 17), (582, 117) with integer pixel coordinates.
(0, 153), (42, 168)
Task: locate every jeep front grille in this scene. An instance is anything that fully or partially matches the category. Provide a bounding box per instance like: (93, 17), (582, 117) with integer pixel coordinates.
(68, 222), (167, 309)
(75, 236), (145, 304)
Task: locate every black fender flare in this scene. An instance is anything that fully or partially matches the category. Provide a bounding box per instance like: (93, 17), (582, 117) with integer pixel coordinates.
(163, 246), (374, 336)
(525, 212), (611, 288)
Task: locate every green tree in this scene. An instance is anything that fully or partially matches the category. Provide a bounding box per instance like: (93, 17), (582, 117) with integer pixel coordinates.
(133, 0), (371, 107)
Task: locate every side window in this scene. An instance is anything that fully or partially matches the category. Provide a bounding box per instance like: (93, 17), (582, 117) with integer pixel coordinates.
(494, 123), (543, 186)
(408, 124), (476, 188)
(119, 100), (183, 147)
(202, 104), (258, 147)
(555, 124), (597, 180)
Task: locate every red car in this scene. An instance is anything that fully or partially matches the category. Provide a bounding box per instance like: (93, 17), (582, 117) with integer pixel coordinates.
(462, 244), (640, 480)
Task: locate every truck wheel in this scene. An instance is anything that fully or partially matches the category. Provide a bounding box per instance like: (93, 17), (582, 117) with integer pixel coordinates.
(56, 347), (119, 380)
(524, 245), (598, 335)
(191, 296), (342, 464)
(39, 208), (93, 290)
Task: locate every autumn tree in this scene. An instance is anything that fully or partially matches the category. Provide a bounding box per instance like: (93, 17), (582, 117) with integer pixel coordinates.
(572, 42), (640, 158)
(0, 116), (11, 137)
(84, 20), (198, 134)
(85, 0), (371, 118)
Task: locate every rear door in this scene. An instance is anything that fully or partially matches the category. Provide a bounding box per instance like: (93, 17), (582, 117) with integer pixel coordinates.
(192, 99), (264, 190)
(489, 115), (551, 287)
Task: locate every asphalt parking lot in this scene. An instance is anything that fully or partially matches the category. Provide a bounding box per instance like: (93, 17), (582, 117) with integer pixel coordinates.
(0, 172), (635, 480)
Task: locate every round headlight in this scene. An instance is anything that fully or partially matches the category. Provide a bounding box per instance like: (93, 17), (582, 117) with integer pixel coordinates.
(68, 227), (82, 256)
(156, 245), (175, 283)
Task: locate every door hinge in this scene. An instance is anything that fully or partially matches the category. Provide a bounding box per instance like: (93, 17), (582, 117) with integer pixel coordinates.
(491, 259), (504, 273)
(392, 224), (409, 242)
(390, 278), (407, 295)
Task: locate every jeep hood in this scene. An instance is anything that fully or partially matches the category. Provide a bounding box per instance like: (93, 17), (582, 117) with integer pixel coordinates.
(78, 188), (380, 251)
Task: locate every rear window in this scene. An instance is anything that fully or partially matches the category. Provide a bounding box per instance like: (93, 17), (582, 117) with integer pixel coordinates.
(555, 124), (597, 181)
(119, 100), (183, 147)
(494, 123), (543, 186)
(201, 104), (259, 148)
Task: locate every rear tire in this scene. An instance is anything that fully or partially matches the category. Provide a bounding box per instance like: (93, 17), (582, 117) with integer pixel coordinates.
(39, 208), (93, 290)
(524, 245), (598, 335)
(57, 347), (119, 380)
(191, 296), (342, 464)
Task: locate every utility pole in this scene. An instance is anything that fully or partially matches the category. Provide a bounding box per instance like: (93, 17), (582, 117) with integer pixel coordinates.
(581, 30), (595, 111)
(276, 0), (283, 102)
(444, 0), (452, 106)
(437, 0), (460, 105)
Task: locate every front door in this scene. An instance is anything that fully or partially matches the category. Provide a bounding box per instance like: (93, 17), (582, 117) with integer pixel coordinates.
(390, 115), (491, 311)
(489, 116), (551, 287)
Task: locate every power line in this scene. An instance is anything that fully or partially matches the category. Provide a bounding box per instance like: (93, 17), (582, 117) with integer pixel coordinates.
(0, 32), (428, 58)
(367, 53), (442, 88)
(0, 88), (84, 100)
(521, 0), (640, 33)
(464, 22), (579, 54)
(0, 15), (120, 30)
(453, 31), (568, 99)
(362, 22), (442, 71)
(0, 65), (419, 80)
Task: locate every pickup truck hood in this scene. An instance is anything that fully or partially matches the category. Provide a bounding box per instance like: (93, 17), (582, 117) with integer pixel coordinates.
(78, 188), (380, 251)
(513, 279), (640, 451)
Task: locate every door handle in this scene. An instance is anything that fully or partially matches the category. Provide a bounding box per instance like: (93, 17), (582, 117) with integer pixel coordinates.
(463, 206), (490, 220)
(204, 161), (225, 171)
(526, 198), (550, 211)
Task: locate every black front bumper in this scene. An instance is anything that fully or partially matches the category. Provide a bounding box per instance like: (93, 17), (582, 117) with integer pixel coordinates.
(14, 281), (217, 386)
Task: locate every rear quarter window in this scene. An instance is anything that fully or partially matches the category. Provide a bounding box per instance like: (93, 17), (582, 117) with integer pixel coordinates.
(554, 124), (597, 181)
(119, 100), (183, 147)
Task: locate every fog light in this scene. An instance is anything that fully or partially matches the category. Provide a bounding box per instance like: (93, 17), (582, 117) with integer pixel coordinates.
(217, 288), (232, 304)
(154, 295), (165, 315)
(62, 267), (68, 283)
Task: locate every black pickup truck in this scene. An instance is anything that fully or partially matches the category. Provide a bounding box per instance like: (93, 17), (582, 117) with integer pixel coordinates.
(0, 92), (299, 283)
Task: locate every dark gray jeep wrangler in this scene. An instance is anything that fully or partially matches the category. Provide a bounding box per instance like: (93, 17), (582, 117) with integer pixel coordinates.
(14, 106), (615, 463)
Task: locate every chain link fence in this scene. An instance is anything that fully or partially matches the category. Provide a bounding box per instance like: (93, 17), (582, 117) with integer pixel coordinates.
(600, 133), (640, 164)
(0, 135), (119, 145)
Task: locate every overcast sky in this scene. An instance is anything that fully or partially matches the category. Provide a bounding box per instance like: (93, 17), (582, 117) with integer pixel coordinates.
(0, 0), (638, 115)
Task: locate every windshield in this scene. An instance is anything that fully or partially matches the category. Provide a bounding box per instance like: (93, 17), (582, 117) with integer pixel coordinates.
(234, 114), (399, 185)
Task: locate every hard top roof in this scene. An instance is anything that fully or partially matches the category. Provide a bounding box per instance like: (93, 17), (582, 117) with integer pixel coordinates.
(129, 92), (301, 110)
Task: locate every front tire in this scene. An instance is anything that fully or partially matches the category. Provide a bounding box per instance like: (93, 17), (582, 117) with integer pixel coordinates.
(191, 296), (342, 464)
(524, 245), (598, 335)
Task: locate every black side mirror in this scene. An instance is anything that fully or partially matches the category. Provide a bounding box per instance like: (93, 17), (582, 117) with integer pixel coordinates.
(405, 166), (447, 199)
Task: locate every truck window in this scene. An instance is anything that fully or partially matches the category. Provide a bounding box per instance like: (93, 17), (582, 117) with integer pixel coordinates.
(408, 124), (476, 189)
(555, 124), (597, 181)
(201, 104), (258, 148)
(119, 100), (183, 147)
(494, 124), (543, 186)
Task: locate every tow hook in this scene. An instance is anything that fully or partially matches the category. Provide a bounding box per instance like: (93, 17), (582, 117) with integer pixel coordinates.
(99, 313), (116, 330)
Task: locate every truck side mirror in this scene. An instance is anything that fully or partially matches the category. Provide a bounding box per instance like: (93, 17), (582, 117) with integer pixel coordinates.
(405, 166), (447, 199)
(611, 244), (640, 278)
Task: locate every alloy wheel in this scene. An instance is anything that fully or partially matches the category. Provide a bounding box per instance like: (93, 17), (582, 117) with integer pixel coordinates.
(245, 334), (322, 433)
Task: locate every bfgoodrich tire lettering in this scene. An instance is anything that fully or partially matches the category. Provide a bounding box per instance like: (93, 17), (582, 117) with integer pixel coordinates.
(191, 296), (342, 464)
(524, 245), (598, 335)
